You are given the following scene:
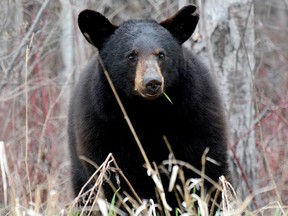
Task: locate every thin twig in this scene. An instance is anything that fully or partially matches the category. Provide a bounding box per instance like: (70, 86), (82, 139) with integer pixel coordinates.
(97, 55), (153, 173)
(111, 155), (142, 204)
(0, 141), (9, 206)
(25, 33), (35, 203)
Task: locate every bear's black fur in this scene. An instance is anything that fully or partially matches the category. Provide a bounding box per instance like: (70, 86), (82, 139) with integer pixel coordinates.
(68, 5), (229, 211)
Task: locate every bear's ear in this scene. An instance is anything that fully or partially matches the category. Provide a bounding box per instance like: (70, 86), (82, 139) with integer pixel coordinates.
(78, 10), (118, 49)
(160, 5), (199, 44)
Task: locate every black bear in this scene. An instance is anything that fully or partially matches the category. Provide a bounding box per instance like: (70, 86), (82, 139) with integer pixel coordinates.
(68, 4), (229, 212)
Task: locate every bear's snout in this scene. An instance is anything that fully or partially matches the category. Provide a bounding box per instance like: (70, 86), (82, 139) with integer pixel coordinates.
(134, 57), (164, 99)
(144, 74), (162, 95)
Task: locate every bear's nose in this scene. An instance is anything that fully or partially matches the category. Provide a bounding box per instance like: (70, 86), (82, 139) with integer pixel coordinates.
(144, 78), (162, 94)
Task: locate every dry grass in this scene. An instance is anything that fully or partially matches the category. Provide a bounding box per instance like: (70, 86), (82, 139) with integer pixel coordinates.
(1, 0), (288, 215)
(65, 154), (239, 216)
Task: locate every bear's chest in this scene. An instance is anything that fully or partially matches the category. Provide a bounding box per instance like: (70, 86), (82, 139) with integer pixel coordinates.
(108, 107), (177, 162)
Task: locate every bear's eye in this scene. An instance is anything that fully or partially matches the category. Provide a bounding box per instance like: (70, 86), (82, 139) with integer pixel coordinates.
(157, 52), (165, 61)
(127, 52), (137, 62)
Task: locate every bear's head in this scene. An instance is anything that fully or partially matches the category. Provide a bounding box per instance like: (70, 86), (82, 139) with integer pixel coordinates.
(78, 5), (199, 101)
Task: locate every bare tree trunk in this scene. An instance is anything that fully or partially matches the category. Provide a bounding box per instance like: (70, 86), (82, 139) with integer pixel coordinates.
(60, 0), (74, 82)
(59, 0), (87, 102)
(193, 0), (256, 204)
